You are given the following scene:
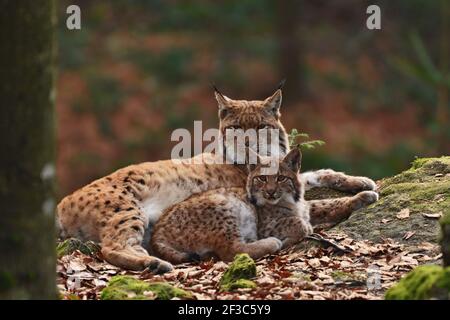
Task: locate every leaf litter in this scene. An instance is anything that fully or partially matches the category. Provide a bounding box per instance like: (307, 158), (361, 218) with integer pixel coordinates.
(57, 231), (441, 300)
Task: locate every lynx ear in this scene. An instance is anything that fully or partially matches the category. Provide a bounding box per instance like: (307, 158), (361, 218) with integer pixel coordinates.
(264, 89), (282, 118)
(282, 146), (302, 172)
(213, 85), (232, 119)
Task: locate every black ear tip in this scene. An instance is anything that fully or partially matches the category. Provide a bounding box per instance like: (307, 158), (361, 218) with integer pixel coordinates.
(211, 83), (221, 94)
(286, 145), (302, 162)
(296, 146), (303, 160)
(291, 144), (301, 155)
(277, 79), (286, 90)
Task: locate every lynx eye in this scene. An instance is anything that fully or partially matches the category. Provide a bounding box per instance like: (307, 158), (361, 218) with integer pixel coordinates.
(277, 175), (288, 182)
(256, 176), (267, 182)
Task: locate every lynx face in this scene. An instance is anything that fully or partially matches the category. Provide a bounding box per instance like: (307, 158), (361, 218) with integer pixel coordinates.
(246, 148), (303, 206)
(214, 88), (290, 163)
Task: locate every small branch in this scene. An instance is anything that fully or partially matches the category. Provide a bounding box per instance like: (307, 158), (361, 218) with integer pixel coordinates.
(305, 233), (353, 254)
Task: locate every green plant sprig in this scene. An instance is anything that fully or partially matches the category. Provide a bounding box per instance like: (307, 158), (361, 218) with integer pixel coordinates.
(288, 128), (325, 150)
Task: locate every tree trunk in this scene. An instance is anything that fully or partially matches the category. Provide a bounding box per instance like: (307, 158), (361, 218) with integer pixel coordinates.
(275, 0), (304, 106)
(0, 0), (57, 299)
(437, 0), (449, 153)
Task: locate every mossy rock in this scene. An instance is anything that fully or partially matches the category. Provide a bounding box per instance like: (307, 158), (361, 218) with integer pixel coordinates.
(56, 238), (100, 258)
(101, 275), (192, 300)
(332, 156), (450, 244)
(440, 212), (450, 267)
(385, 265), (450, 300)
(219, 254), (257, 292)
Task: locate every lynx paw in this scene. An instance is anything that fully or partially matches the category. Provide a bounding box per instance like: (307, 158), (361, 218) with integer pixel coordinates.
(354, 191), (379, 208)
(358, 177), (377, 191)
(147, 257), (174, 274)
(267, 237), (283, 252)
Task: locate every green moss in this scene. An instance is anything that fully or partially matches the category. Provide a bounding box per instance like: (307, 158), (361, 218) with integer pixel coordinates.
(411, 157), (434, 169)
(101, 276), (192, 300)
(441, 212), (450, 226)
(219, 254), (257, 292)
(332, 271), (353, 281)
(440, 214), (450, 267)
(289, 272), (312, 282)
(383, 156), (450, 185)
(385, 265), (450, 300)
(411, 156), (450, 170)
(335, 156), (450, 244)
(380, 180), (450, 213)
(330, 270), (365, 284)
(222, 279), (256, 291)
(56, 238), (100, 258)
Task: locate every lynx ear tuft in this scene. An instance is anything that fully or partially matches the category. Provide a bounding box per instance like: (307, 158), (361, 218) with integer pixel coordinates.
(277, 79), (286, 90)
(264, 89), (282, 118)
(213, 84), (231, 119)
(283, 146), (302, 172)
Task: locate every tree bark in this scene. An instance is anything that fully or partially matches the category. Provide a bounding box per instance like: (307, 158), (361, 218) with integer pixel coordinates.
(275, 0), (304, 106)
(437, 0), (449, 153)
(0, 0), (57, 299)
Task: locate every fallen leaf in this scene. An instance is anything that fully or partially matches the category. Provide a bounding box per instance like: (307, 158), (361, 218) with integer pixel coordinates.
(68, 260), (87, 272)
(56, 231), (433, 301)
(396, 209), (410, 220)
(381, 219), (392, 224)
(308, 258), (321, 268)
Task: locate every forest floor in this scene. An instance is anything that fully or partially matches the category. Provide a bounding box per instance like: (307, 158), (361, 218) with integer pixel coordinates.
(57, 157), (449, 300)
(57, 231), (441, 300)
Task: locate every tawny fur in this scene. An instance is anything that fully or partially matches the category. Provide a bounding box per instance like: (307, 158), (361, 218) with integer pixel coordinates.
(151, 148), (378, 264)
(57, 88), (378, 272)
(151, 149), (310, 263)
(151, 187), (283, 263)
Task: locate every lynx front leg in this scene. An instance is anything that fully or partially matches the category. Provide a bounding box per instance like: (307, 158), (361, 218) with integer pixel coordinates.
(302, 169), (377, 193)
(309, 191), (378, 230)
(101, 211), (173, 273)
(221, 237), (282, 261)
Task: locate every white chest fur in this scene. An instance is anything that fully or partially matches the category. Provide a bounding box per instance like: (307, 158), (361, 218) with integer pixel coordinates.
(236, 201), (257, 242)
(140, 180), (205, 225)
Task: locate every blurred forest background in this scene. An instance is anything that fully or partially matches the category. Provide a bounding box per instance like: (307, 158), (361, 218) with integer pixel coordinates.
(57, 0), (449, 197)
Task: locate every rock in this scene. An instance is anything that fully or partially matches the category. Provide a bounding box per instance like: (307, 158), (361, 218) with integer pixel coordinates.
(333, 156), (450, 244)
(385, 265), (450, 300)
(100, 275), (192, 300)
(441, 211), (450, 267)
(56, 238), (100, 258)
(219, 254), (257, 292)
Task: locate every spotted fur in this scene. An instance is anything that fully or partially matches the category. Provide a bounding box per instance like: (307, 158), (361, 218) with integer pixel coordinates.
(249, 148), (313, 248)
(151, 149), (311, 264)
(57, 86), (378, 272)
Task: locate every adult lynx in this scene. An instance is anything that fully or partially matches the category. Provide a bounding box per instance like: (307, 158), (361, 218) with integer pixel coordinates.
(57, 86), (376, 272)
